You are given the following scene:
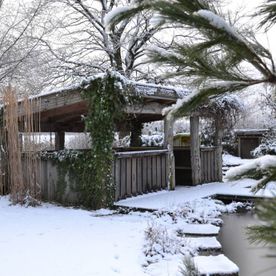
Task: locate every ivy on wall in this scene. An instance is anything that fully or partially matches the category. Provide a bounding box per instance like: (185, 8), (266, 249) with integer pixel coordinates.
(79, 71), (132, 208)
(42, 71), (139, 209)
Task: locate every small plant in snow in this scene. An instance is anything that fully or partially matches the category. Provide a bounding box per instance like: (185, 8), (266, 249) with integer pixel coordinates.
(179, 257), (200, 276)
(144, 221), (180, 260)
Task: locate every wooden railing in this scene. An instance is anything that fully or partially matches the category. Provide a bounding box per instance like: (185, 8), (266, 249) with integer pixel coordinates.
(114, 149), (168, 201)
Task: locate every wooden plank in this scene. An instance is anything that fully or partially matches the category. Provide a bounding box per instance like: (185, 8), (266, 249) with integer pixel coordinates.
(208, 151), (211, 182)
(126, 158), (132, 196)
(137, 157), (142, 195)
(114, 158), (120, 201)
(120, 158), (126, 199)
(115, 149), (168, 158)
(131, 158), (137, 195)
(142, 157), (148, 193)
(156, 155), (161, 190)
(147, 156), (152, 191)
(152, 155), (157, 190)
(161, 154), (166, 189)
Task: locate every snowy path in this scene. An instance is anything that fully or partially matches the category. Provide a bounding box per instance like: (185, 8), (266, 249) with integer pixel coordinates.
(115, 178), (275, 210)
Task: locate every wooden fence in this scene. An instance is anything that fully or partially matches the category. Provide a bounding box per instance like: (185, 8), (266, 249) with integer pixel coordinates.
(201, 147), (221, 183)
(1, 147), (221, 203)
(114, 149), (168, 200)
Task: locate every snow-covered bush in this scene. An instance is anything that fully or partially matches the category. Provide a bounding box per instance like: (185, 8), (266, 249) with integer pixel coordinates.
(141, 134), (163, 147)
(114, 134), (163, 148)
(144, 222), (180, 259)
(252, 129), (276, 157)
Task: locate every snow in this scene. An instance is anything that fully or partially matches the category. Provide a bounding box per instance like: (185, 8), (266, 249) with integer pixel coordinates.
(194, 254), (239, 275)
(223, 153), (249, 166)
(225, 155), (276, 180)
(0, 194), (240, 276)
(37, 71), (190, 101)
(162, 90), (198, 116)
(195, 9), (242, 40)
(115, 179), (262, 210)
(104, 6), (131, 27)
(2, 156), (275, 276)
(0, 197), (148, 276)
(186, 237), (221, 250)
(177, 223), (220, 236)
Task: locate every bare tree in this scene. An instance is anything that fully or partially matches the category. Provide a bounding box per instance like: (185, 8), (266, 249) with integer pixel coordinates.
(36, 0), (164, 83)
(0, 0), (50, 94)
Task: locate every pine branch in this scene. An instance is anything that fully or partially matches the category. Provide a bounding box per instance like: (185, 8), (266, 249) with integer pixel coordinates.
(247, 197), (276, 245)
(258, 0), (276, 30)
(166, 81), (252, 119)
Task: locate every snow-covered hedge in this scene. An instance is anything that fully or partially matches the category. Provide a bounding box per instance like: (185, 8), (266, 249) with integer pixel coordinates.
(252, 129), (276, 157)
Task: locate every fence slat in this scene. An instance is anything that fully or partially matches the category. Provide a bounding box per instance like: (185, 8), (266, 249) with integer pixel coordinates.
(137, 157), (142, 195)
(126, 158), (132, 196)
(131, 158), (137, 195)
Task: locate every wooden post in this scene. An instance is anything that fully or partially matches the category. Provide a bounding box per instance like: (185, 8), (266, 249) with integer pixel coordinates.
(190, 116), (201, 185)
(214, 120), (223, 182)
(164, 115), (175, 190)
(55, 131), (65, 150)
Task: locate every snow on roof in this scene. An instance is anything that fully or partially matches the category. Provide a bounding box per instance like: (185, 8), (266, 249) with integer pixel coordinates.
(235, 128), (268, 136)
(37, 72), (190, 100)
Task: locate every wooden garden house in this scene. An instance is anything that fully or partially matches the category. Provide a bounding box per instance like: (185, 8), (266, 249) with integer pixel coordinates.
(11, 80), (223, 204)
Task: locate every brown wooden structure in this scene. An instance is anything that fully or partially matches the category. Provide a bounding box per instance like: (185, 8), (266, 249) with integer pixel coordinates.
(15, 81), (223, 203)
(235, 129), (267, 159)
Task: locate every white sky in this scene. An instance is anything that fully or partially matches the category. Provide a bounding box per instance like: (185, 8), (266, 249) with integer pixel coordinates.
(5, 0), (276, 63)
(225, 0), (276, 57)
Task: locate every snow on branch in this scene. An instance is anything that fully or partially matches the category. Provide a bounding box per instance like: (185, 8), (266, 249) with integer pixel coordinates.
(225, 155), (276, 192)
(194, 9), (243, 41)
(104, 6), (132, 27)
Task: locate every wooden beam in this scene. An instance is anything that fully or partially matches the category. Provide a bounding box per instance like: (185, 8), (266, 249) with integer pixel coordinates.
(164, 115), (175, 190)
(124, 102), (167, 115)
(190, 116), (201, 185)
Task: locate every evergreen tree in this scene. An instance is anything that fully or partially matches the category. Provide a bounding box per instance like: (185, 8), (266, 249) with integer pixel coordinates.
(109, 0), (276, 117)
(108, 0), (276, 247)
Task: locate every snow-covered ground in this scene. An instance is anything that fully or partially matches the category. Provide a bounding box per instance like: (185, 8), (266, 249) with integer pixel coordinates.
(1, 154), (275, 276)
(0, 195), (242, 276)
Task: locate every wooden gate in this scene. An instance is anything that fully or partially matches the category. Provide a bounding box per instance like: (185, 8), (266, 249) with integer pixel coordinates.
(114, 149), (168, 200)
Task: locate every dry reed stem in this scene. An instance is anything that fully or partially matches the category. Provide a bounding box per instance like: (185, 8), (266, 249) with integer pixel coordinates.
(3, 87), (24, 203)
(2, 87), (41, 205)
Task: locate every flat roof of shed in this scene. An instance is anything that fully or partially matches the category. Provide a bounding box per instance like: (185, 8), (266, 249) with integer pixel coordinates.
(18, 80), (190, 132)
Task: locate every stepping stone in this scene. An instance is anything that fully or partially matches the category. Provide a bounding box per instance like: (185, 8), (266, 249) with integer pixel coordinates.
(193, 254), (239, 276)
(186, 237), (221, 251)
(178, 223), (220, 236)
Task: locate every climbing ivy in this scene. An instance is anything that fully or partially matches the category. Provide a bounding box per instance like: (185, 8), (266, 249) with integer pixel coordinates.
(80, 71), (132, 208)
